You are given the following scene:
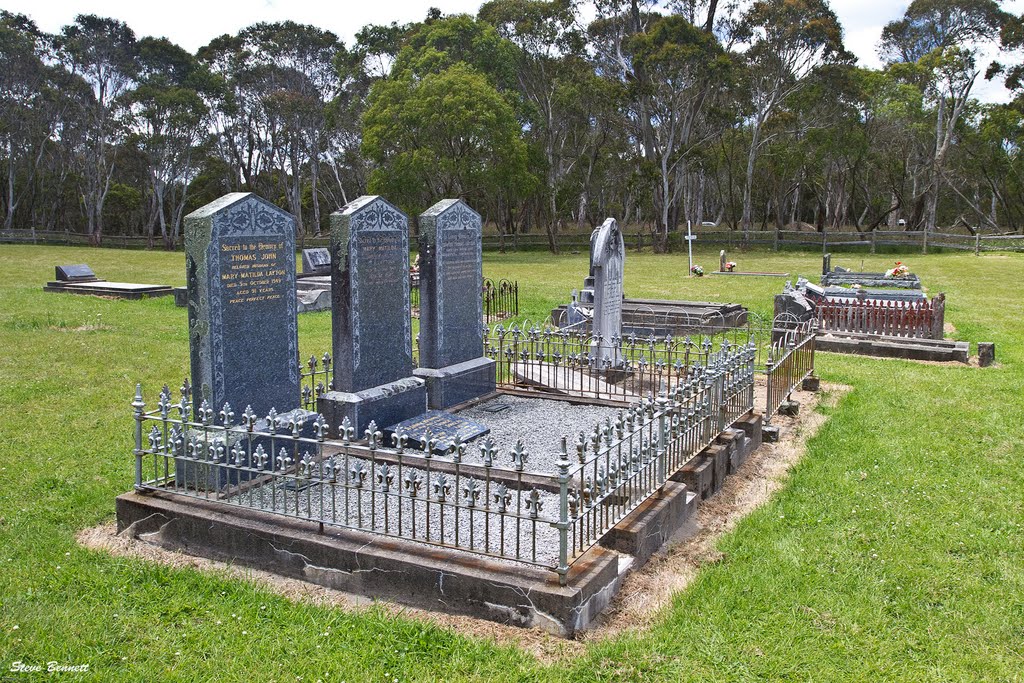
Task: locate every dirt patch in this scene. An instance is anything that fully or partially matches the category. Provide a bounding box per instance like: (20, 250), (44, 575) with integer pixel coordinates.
(79, 383), (845, 662)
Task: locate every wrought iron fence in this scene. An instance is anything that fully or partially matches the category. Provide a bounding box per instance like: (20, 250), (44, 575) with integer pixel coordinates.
(764, 319), (816, 424)
(483, 278), (519, 322)
(816, 294), (944, 340)
(131, 342), (754, 585)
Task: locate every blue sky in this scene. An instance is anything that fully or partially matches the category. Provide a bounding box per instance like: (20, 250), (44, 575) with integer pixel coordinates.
(5, 0), (1022, 102)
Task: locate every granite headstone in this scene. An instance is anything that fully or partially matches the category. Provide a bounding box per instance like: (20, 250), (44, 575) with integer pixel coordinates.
(590, 217), (625, 366)
(414, 199), (495, 409)
(184, 192), (301, 418)
(318, 195), (427, 435)
(301, 248), (331, 275)
(56, 264), (97, 281)
(183, 192), (314, 489)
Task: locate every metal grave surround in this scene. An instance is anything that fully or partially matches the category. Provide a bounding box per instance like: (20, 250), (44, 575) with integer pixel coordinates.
(384, 410), (490, 451)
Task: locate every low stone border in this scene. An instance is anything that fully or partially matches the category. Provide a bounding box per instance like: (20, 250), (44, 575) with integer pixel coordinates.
(816, 331), (969, 363)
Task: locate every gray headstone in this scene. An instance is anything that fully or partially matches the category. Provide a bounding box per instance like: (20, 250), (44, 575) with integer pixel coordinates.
(417, 199), (483, 368)
(56, 264), (96, 281)
(591, 217), (625, 366)
(822, 253), (831, 276)
(320, 196), (426, 433)
(184, 193), (299, 418)
(330, 196), (413, 391)
(720, 250), (726, 272)
(301, 248), (331, 275)
(414, 199), (495, 408)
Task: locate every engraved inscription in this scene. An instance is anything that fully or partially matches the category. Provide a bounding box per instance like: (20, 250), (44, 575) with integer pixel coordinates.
(221, 239), (288, 305)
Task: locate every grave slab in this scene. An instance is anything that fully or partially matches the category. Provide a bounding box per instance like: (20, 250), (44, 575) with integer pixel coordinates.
(384, 409), (490, 451)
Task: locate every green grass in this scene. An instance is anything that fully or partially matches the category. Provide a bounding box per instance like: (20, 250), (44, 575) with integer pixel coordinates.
(1, 244), (1022, 681)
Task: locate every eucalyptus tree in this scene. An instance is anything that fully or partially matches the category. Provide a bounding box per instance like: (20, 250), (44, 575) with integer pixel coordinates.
(54, 14), (139, 244)
(198, 22), (346, 234)
(626, 15), (731, 250)
(125, 38), (213, 248)
(880, 0), (1009, 232)
(733, 0), (847, 237)
(0, 12), (58, 231)
(479, 0), (590, 249)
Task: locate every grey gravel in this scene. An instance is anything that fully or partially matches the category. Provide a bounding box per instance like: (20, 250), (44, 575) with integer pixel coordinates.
(457, 395), (624, 473)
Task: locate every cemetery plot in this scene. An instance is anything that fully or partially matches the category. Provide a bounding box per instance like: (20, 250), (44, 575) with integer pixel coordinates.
(44, 263), (173, 299)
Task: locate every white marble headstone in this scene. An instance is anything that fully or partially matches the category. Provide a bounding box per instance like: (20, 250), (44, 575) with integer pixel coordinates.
(590, 217), (624, 366)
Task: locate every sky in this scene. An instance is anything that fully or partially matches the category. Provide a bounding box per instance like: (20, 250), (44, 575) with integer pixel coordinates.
(4, 0), (1023, 102)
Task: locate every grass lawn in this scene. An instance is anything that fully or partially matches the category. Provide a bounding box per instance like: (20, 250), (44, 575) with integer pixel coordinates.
(0, 243), (1022, 681)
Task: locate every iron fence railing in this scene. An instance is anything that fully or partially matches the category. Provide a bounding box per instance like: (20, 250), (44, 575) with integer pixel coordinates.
(816, 293), (944, 340)
(483, 278), (519, 322)
(408, 277), (518, 323)
(764, 319), (816, 424)
(131, 342), (754, 584)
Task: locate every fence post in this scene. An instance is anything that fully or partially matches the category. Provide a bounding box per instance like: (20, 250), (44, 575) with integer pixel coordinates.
(132, 383), (146, 490)
(922, 229), (928, 254)
(773, 229), (779, 251)
(656, 389), (669, 484)
(931, 293), (945, 340)
(871, 230), (877, 254)
(556, 436), (571, 586)
(975, 233), (980, 256)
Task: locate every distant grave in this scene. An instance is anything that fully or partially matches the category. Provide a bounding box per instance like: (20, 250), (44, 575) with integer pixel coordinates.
(301, 247), (331, 276)
(44, 263), (172, 299)
(709, 249), (788, 277)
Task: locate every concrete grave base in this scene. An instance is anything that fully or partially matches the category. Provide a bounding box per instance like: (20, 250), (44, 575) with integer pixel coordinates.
(762, 425), (781, 443)
(44, 281), (174, 299)
(414, 357), (496, 410)
(319, 378), (427, 437)
(599, 481), (698, 565)
(816, 331), (969, 363)
(114, 491), (625, 638)
(115, 408), (768, 637)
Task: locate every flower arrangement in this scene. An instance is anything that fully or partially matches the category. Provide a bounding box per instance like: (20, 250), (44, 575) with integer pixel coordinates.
(691, 264), (704, 277)
(885, 261), (909, 278)
(725, 261), (737, 272)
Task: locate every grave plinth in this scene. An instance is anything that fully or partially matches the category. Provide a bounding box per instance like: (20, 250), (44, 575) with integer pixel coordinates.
(413, 199), (495, 409)
(319, 196), (427, 435)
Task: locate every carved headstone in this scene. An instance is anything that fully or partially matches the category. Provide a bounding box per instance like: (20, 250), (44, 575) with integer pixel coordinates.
(319, 196), (426, 434)
(184, 193), (299, 418)
(55, 264), (98, 281)
(183, 193), (314, 489)
(301, 248), (331, 276)
(414, 199), (495, 408)
(720, 250), (727, 273)
(590, 217), (625, 366)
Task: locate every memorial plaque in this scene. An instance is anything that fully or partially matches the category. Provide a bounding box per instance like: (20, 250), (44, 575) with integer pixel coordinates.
(302, 248), (331, 275)
(591, 217), (625, 365)
(56, 264), (97, 281)
(184, 193), (299, 418)
(385, 410), (490, 451)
